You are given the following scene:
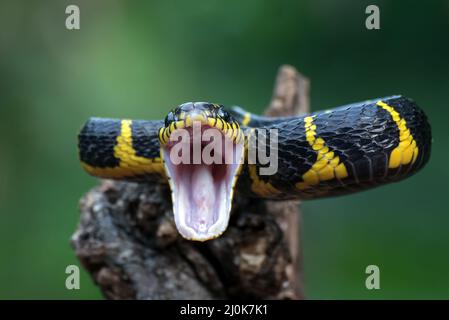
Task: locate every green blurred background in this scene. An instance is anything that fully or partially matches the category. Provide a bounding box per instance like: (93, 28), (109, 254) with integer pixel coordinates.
(0, 0), (448, 299)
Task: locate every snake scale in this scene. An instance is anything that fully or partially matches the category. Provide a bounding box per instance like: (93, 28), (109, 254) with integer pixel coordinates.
(78, 95), (432, 241)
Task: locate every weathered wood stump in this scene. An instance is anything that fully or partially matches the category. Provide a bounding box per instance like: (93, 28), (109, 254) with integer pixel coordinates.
(72, 65), (310, 299)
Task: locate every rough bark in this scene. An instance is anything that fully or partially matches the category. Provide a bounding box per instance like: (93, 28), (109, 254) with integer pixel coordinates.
(71, 65), (310, 299)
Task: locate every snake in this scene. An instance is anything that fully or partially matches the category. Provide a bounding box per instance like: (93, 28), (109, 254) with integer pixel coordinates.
(78, 95), (432, 241)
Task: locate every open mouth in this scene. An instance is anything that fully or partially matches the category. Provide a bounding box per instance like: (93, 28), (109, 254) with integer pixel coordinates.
(161, 121), (244, 241)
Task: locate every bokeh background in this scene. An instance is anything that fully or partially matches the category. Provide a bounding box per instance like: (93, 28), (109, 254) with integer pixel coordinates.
(0, 0), (448, 299)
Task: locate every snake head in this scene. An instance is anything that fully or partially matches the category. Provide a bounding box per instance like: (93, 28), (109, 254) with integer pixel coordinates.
(158, 102), (245, 241)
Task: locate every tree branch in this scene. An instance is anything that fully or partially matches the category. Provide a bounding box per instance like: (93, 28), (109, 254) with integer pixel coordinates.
(72, 65), (310, 299)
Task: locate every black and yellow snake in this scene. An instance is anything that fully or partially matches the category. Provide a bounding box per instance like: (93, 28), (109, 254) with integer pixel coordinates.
(78, 95), (432, 241)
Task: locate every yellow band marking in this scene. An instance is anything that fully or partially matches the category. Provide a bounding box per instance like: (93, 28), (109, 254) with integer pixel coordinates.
(207, 117), (216, 128)
(296, 116), (348, 190)
(242, 112), (251, 126)
(377, 101), (419, 168)
(244, 128), (281, 197)
(81, 162), (137, 179)
(158, 128), (166, 144)
(248, 164), (281, 197)
(83, 120), (164, 179)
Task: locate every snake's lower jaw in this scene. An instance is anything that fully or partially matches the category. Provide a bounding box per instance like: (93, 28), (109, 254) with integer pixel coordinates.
(162, 132), (244, 241)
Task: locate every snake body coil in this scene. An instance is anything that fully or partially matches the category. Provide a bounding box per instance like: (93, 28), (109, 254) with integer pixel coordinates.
(78, 95), (432, 240)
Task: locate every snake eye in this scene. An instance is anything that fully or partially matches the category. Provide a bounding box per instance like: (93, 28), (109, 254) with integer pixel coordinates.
(217, 108), (231, 122)
(165, 111), (175, 127)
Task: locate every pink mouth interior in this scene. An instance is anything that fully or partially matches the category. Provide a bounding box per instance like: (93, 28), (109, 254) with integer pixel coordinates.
(163, 125), (242, 240)
(172, 163), (227, 232)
